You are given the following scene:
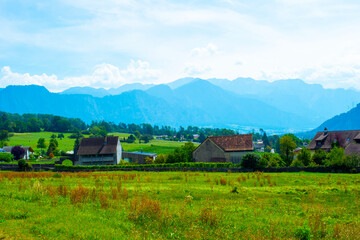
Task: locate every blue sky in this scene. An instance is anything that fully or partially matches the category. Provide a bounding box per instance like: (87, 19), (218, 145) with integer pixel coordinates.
(1, 0), (360, 91)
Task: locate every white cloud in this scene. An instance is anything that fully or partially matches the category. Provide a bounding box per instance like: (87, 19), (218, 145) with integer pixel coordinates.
(184, 64), (212, 76)
(120, 59), (161, 81)
(191, 43), (218, 57)
(300, 65), (360, 90)
(0, 60), (161, 91)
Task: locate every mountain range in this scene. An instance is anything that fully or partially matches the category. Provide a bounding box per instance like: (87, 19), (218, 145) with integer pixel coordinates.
(300, 103), (360, 138)
(1, 77), (360, 133)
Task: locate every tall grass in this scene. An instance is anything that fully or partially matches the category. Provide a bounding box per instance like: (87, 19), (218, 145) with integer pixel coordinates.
(1, 171), (360, 239)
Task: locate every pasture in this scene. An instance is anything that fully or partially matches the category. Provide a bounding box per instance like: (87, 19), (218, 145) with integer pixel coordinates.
(0, 171), (359, 239)
(6, 132), (188, 154)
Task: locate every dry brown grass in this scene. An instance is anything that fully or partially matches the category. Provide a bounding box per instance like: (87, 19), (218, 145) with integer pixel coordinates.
(99, 192), (109, 208)
(220, 177), (227, 186)
(129, 196), (162, 222)
(57, 184), (68, 197)
(111, 187), (118, 200)
(199, 207), (219, 227)
(69, 183), (89, 205)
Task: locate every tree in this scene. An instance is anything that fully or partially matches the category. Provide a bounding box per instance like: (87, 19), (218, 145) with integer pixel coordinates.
(140, 134), (153, 143)
(279, 135), (296, 166)
(241, 153), (261, 169)
(126, 135), (136, 143)
(312, 149), (327, 165)
(11, 146), (25, 160)
(166, 142), (196, 163)
(0, 130), (9, 141)
(47, 141), (57, 156)
(134, 131), (141, 139)
(296, 148), (311, 166)
(73, 137), (80, 155)
(50, 134), (57, 139)
(89, 126), (107, 137)
(198, 133), (206, 143)
(37, 138), (47, 155)
(262, 132), (270, 148)
(58, 133), (65, 140)
(181, 142), (196, 162)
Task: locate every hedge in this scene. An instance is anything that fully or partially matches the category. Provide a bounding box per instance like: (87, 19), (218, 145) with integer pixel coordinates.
(55, 162), (238, 170)
(0, 153), (14, 162)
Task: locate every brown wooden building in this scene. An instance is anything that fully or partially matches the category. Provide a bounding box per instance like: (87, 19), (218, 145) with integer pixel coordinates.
(76, 136), (122, 165)
(308, 128), (360, 155)
(192, 134), (253, 163)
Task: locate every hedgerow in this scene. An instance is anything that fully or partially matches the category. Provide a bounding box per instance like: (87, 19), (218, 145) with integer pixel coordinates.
(55, 162), (239, 170)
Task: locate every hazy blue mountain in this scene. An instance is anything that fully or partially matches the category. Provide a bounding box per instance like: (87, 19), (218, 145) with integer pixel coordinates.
(301, 103), (360, 138)
(146, 84), (178, 104)
(166, 77), (197, 89)
(61, 87), (109, 98)
(58, 78), (360, 126)
(60, 83), (155, 97)
(204, 77), (360, 125)
(0, 84), (312, 129)
(107, 83), (154, 95)
(172, 80), (311, 128)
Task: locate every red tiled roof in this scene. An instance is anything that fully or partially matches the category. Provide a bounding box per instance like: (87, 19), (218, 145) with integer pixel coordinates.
(77, 136), (119, 155)
(209, 134), (253, 152)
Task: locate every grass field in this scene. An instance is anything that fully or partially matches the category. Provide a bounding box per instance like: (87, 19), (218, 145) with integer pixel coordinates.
(6, 132), (189, 154)
(1, 171), (359, 239)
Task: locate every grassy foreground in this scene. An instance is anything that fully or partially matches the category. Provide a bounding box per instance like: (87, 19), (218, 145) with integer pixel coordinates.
(7, 132), (188, 154)
(1, 171), (359, 239)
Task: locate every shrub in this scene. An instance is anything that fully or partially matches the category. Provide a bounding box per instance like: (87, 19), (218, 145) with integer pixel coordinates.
(62, 159), (73, 166)
(0, 152), (14, 162)
(297, 148), (311, 166)
(154, 154), (167, 164)
(145, 156), (153, 164)
(343, 154), (360, 168)
(18, 159), (32, 171)
(241, 153), (261, 169)
(325, 147), (345, 168)
(294, 224), (312, 240)
(312, 149), (327, 165)
(291, 158), (304, 167)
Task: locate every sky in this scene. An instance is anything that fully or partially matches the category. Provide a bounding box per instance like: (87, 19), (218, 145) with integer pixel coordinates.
(1, 0), (360, 91)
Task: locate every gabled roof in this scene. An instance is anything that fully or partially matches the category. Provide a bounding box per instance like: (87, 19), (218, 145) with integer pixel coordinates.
(208, 134), (253, 152)
(308, 129), (360, 155)
(77, 136), (119, 155)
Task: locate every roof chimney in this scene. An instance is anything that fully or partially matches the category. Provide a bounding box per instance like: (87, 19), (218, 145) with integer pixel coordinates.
(324, 127), (328, 135)
(104, 136), (107, 145)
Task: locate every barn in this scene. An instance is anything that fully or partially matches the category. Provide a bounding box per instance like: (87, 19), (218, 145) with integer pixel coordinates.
(192, 134), (253, 164)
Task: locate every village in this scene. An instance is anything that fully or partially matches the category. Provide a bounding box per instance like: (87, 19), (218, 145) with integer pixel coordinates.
(1, 127), (360, 172)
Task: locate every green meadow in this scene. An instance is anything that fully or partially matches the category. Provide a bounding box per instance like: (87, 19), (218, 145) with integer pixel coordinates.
(6, 132), (188, 154)
(0, 171), (359, 239)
